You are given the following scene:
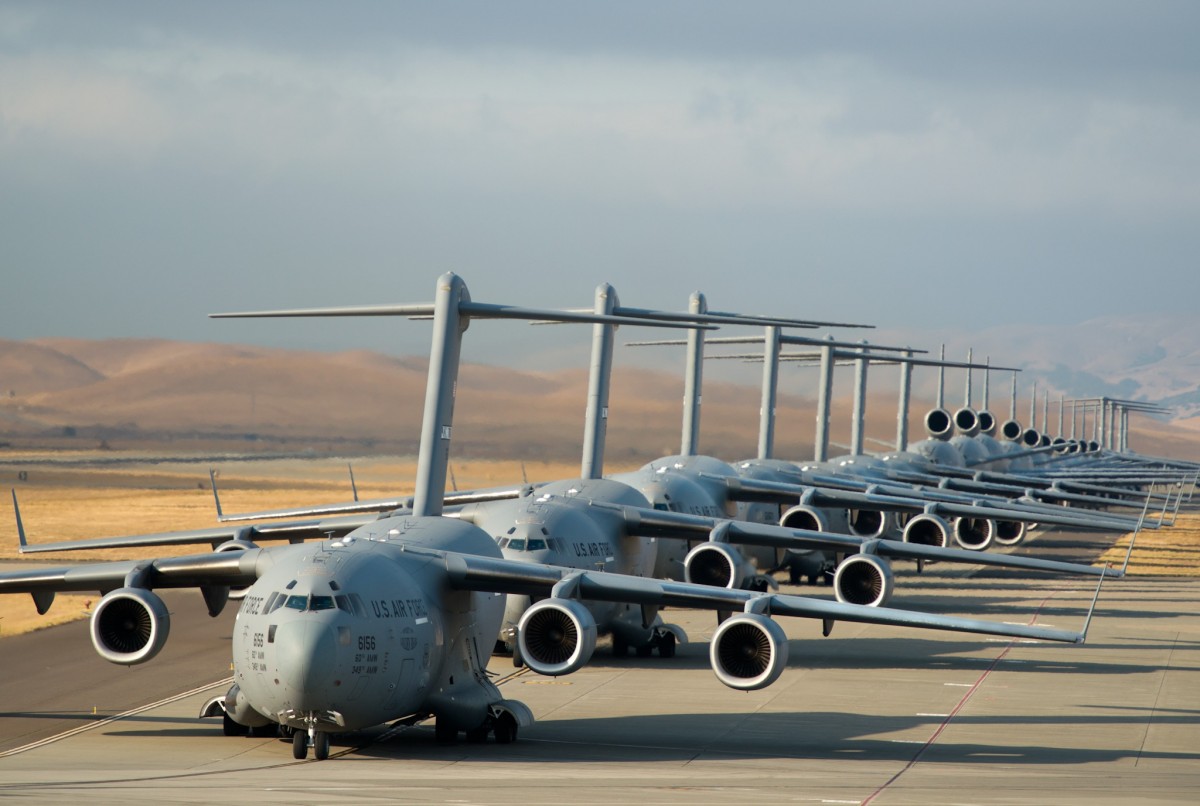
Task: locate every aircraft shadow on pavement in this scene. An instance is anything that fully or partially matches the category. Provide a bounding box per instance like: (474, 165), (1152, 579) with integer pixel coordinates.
(345, 708), (1200, 767)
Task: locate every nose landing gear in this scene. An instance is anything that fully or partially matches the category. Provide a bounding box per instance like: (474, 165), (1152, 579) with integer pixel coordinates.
(292, 727), (331, 760)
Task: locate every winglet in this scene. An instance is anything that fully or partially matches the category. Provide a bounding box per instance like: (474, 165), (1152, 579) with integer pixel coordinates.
(1077, 563), (1108, 645)
(209, 469), (225, 519)
(348, 463), (360, 502)
(12, 489), (29, 552)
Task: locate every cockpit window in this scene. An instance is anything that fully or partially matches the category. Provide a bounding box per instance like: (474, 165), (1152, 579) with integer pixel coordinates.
(527, 539), (547, 551)
(283, 594), (337, 612)
(507, 538), (526, 551)
(653, 502), (670, 511)
(335, 595), (352, 613)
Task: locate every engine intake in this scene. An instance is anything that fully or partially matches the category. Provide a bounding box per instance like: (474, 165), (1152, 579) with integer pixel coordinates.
(90, 587), (171, 666)
(847, 509), (890, 539)
(833, 554), (895, 607)
(517, 598), (597, 677)
(684, 542), (747, 589)
(953, 408), (980, 437)
(953, 517), (995, 551)
(925, 408), (953, 441)
(1000, 420), (1023, 441)
(902, 513), (950, 548)
(780, 504), (842, 534)
(710, 613), (789, 691)
(994, 520), (1026, 546)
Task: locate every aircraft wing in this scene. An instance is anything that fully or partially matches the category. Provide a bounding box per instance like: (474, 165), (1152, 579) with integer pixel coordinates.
(718, 474), (1144, 531)
(443, 552), (1090, 644)
(14, 500), (376, 555)
(210, 486), (530, 523)
(589, 501), (1120, 578)
(0, 548), (266, 616)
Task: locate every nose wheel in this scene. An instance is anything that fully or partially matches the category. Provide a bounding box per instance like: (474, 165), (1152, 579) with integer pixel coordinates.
(292, 728), (331, 760)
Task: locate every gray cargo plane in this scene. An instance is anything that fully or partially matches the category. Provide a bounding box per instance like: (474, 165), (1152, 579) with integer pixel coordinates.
(3, 274), (1105, 761)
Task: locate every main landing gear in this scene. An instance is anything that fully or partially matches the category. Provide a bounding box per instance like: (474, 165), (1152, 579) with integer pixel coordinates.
(435, 712), (519, 745)
(611, 628), (676, 659)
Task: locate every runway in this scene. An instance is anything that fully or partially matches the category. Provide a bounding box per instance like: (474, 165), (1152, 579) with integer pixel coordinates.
(1, 532), (1198, 805)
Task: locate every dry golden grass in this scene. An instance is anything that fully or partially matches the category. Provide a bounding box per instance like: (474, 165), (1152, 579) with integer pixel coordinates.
(1097, 512), (1200, 576)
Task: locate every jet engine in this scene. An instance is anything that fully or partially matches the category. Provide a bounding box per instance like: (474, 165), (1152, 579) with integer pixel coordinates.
(710, 613), (789, 691)
(901, 513), (951, 548)
(1021, 428), (1042, 448)
(953, 408), (981, 437)
(516, 598), (597, 677)
(953, 517), (995, 551)
(833, 554), (895, 607)
(683, 542), (748, 590)
(847, 509), (890, 539)
(977, 410), (997, 436)
(90, 587), (171, 665)
(780, 504), (842, 534)
(1000, 420), (1023, 441)
(924, 408), (953, 440)
(994, 520), (1026, 546)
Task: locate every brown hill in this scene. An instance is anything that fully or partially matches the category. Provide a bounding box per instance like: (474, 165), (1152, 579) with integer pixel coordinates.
(2, 338), (1197, 463)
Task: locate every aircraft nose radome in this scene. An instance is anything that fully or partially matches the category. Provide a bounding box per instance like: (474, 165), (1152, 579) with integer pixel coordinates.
(274, 620), (338, 696)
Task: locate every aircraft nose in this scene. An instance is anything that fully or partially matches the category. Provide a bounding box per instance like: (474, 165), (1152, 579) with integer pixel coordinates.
(274, 620), (338, 696)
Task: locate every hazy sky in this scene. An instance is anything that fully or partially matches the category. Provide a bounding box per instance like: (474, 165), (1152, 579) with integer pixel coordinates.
(3, 1), (1198, 369)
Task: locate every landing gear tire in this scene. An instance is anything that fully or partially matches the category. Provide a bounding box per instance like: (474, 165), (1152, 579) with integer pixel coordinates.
(435, 719), (457, 744)
(635, 644), (653, 658)
(292, 730), (307, 760)
(313, 731), (330, 761)
(222, 712), (247, 737)
(512, 641), (525, 668)
(493, 713), (518, 745)
(465, 725), (490, 743)
(612, 634), (629, 657)
(657, 631), (676, 659)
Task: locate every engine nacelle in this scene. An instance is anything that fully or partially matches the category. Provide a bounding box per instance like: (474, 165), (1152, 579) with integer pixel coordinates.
(847, 509), (890, 539)
(1000, 420), (1023, 441)
(924, 408), (953, 441)
(977, 410), (997, 436)
(953, 517), (995, 551)
(90, 587), (171, 666)
(833, 554), (896, 607)
(953, 408), (980, 437)
(710, 613), (789, 691)
(1021, 428), (1042, 447)
(684, 542), (747, 590)
(994, 520), (1026, 546)
(902, 513), (951, 548)
(780, 504), (841, 534)
(517, 598), (597, 677)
